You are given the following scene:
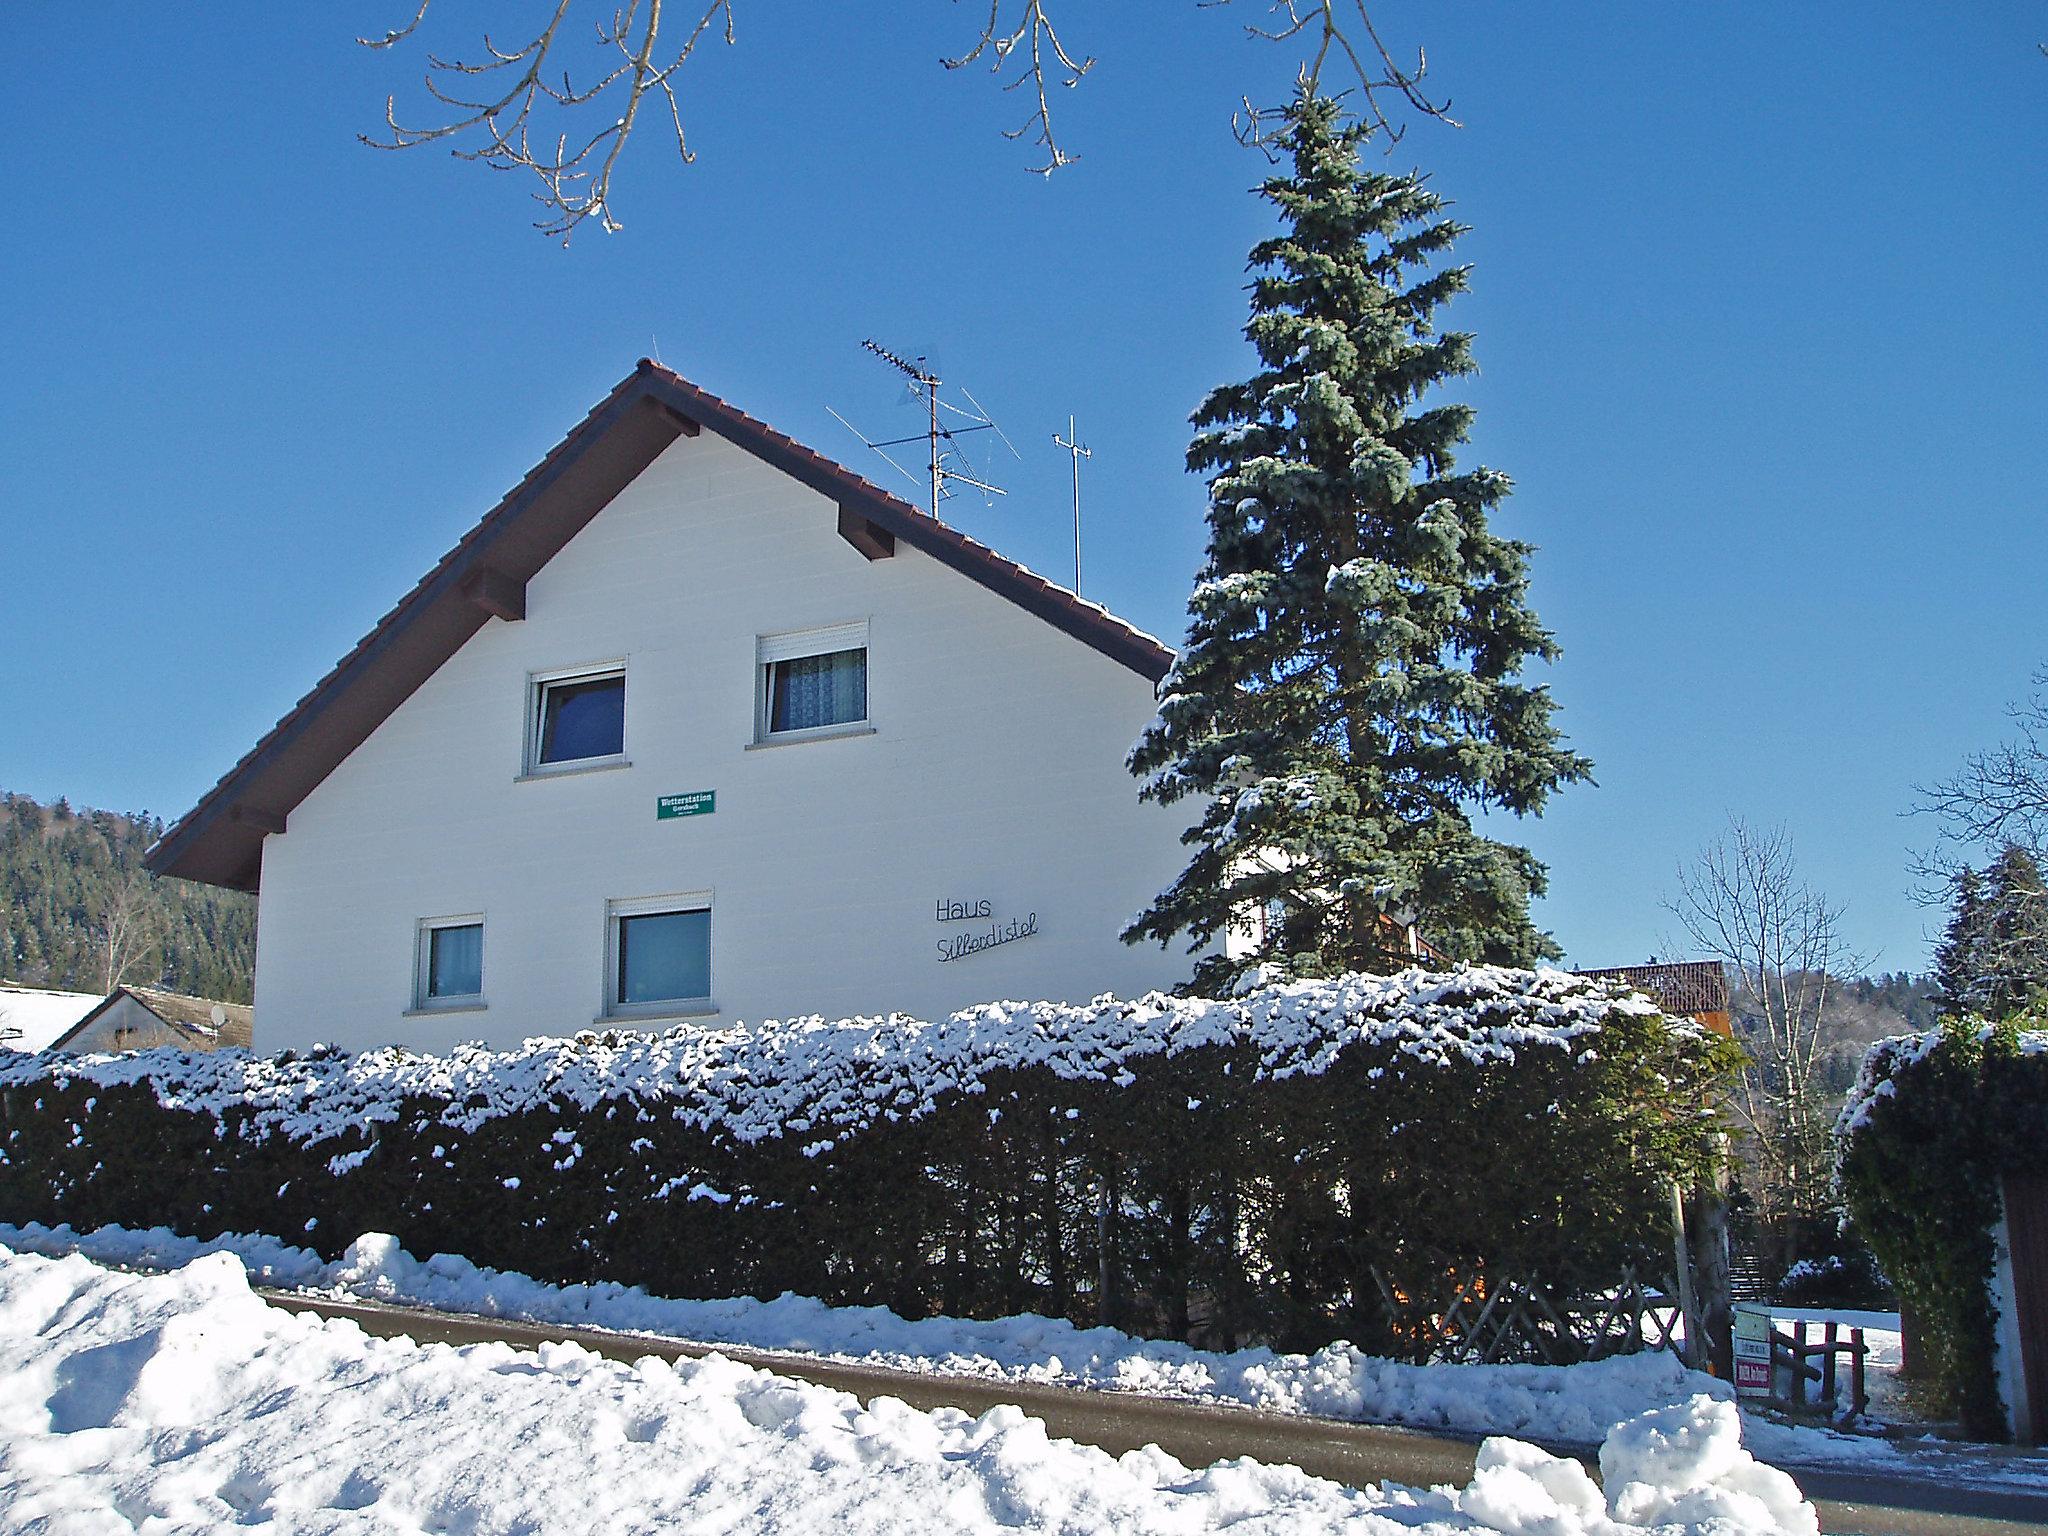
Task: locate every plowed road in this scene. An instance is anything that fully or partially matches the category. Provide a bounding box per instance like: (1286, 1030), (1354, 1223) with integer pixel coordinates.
(262, 1291), (2048, 1536)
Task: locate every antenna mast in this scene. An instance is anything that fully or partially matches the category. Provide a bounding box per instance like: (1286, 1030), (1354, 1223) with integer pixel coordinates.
(828, 340), (1017, 519)
(1054, 415), (1091, 595)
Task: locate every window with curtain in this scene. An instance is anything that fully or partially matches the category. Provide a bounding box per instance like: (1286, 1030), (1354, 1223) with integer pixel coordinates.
(767, 646), (867, 734)
(415, 918), (483, 1008)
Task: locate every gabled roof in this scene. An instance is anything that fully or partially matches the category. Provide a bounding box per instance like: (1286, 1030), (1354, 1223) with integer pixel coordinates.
(147, 361), (1176, 892)
(50, 986), (256, 1054)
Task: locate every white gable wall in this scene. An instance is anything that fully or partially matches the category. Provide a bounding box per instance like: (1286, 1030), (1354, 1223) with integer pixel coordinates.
(253, 429), (1198, 1052)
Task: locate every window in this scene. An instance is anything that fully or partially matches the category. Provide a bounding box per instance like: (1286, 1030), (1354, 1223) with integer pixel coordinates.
(527, 663), (626, 773)
(414, 917), (484, 1010)
(757, 622), (869, 741)
(605, 895), (711, 1017)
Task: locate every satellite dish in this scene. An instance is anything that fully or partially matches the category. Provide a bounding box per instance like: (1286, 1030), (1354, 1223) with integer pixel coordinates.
(210, 1004), (227, 1030)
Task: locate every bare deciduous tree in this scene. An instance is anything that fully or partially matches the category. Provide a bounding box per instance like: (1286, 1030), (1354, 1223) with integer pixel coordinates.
(93, 873), (160, 995)
(361, 1), (1456, 239)
(1664, 818), (1867, 1246)
(1917, 666), (2048, 867)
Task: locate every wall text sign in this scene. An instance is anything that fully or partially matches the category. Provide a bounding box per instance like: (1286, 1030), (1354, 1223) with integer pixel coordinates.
(657, 791), (716, 820)
(937, 912), (1039, 963)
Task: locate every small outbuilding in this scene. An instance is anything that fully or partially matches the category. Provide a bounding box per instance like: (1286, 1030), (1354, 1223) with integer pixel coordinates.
(46, 986), (254, 1055)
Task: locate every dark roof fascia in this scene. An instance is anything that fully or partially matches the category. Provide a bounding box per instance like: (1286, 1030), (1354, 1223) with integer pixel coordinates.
(146, 377), (692, 888)
(148, 362), (1174, 891)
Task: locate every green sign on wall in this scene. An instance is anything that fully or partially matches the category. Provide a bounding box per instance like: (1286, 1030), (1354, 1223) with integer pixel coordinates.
(657, 790), (716, 820)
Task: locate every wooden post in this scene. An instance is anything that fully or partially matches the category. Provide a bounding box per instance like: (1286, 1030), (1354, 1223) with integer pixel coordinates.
(1850, 1327), (1867, 1418)
(1792, 1320), (1808, 1408)
(1822, 1320), (1839, 1406)
(1669, 1182), (1701, 1370)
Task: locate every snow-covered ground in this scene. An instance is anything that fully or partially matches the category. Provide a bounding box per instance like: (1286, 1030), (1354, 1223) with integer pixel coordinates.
(0, 985), (98, 1053)
(13, 1219), (2041, 1496)
(0, 1240), (1817, 1535)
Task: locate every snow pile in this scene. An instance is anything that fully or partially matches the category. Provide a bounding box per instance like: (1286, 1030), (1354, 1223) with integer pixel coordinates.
(0, 965), (1665, 1151)
(0, 1241), (1813, 1535)
(4, 1220), (1719, 1447)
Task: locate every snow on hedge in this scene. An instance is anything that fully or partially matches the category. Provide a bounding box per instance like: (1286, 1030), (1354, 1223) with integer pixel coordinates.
(0, 966), (1664, 1151)
(1837, 1021), (2048, 1141)
(0, 1241), (1815, 1536)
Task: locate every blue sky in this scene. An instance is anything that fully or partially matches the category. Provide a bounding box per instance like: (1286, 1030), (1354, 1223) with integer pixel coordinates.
(3, 5), (2043, 973)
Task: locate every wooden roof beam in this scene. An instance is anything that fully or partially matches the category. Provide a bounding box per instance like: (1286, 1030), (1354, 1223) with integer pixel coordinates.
(836, 505), (896, 560)
(462, 565), (527, 623)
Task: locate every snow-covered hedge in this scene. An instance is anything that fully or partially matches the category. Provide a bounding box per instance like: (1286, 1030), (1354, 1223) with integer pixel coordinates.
(0, 967), (1735, 1357)
(1837, 1014), (2048, 1439)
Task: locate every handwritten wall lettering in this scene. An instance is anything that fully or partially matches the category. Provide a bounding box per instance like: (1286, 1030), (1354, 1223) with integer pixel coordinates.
(935, 897), (995, 922)
(936, 912), (1039, 962)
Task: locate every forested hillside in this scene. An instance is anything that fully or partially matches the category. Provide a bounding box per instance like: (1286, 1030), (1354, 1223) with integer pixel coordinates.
(0, 792), (254, 1002)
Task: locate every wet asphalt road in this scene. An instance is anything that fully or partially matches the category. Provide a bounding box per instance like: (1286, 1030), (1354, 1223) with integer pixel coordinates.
(261, 1292), (2048, 1536)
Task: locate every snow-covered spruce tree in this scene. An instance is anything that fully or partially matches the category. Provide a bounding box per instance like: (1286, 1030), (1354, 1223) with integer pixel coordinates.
(1126, 88), (1590, 991)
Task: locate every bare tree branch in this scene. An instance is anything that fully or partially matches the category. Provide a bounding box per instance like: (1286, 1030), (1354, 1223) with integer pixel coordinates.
(1208, 0), (1458, 150)
(1915, 667), (2048, 869)
(362, 2), (1457, 238)
(361, 0), (735, 241)
(1664, 818), (1868, 1242)
(93, 872), (161, 995)
(943, 2), (1095, 174)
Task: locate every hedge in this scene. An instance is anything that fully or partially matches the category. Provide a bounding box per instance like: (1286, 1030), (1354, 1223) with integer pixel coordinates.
(1838, 1013), (2048, 1439)
(0, 966), (1737, 1358)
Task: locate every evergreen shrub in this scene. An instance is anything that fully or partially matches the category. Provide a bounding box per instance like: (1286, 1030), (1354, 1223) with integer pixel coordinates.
(0, 968), (1735, 1359)
(1837, 1013), (2048, 1438)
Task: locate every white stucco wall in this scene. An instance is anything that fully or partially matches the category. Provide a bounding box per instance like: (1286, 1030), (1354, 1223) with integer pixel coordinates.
(252, 429), (1199, 1052)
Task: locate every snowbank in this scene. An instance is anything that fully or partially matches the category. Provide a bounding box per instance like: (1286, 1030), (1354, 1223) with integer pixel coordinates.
(1, 1220), (1722, 1445)
(0, 1241), (1814, 1535)
(0, 965), (1660, 1151)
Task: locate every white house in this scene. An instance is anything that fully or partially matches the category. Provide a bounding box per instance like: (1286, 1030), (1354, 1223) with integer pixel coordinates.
(148, 362), (1200, 1052)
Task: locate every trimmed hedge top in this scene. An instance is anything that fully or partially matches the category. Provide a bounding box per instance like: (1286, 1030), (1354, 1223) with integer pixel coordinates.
(2, 965), (1666, 1152)
(1839, 1021), (2048, 1141)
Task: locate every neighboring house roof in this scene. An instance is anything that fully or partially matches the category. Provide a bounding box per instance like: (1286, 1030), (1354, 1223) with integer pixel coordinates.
(1577, 961), (1730, 1020)
(49, 986), (255, 1054)
(0, 984), (103, 1053)
(146, 361), (1176, 893)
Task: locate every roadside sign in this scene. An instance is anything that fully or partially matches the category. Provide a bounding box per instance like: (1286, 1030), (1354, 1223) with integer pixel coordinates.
(657, 790), (716, 820)
(1732, 1304), (1773, 1398)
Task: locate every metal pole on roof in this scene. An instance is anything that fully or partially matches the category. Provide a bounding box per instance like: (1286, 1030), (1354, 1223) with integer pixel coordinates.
(1055, 415), (1092, 595)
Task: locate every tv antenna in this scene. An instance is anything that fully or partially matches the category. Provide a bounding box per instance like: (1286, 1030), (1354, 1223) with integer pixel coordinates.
(1054, 415), (1091, 595)
(827, 340), (1018, 519)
